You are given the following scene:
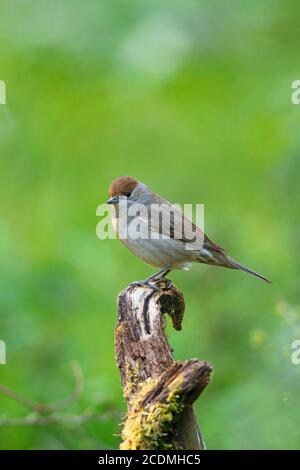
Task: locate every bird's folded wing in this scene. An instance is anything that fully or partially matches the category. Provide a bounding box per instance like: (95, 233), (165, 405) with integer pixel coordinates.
(133, 196), (225, 254)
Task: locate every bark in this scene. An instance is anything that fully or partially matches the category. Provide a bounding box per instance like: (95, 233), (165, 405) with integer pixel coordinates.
(115, 279), (212, 450)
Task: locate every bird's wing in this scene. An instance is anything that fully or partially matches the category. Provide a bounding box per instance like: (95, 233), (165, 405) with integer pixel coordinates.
(203, 233), (225, 254)
(134, 194), (225, 253)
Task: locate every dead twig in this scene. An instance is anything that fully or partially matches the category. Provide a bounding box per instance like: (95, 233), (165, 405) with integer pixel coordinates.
(0, 410), (120, 427)
(0, 361), (120, 429)
(0, 361), (83, 414)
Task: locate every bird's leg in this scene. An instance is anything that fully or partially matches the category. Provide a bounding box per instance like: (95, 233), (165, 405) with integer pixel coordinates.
(146, 267), (172, 282)
(146, 268), (172, 288)
(129, 267), (172, 289)
(129, 279), (159, 289)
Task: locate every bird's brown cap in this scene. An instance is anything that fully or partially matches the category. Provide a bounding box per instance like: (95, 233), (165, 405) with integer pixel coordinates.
(109, 176), (139, 197)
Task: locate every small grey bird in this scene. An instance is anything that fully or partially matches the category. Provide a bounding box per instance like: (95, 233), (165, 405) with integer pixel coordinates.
(107, 176), (271, 284)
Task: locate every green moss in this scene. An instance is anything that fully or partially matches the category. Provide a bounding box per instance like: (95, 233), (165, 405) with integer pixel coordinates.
(123, 361), (141, 398)
(120, 378), (184, 450)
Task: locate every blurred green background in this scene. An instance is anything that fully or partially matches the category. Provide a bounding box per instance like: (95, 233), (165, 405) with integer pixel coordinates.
(1, 0), (300, 450)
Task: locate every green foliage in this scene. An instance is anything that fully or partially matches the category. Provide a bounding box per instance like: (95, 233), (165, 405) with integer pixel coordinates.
(0, 0), (300, 449)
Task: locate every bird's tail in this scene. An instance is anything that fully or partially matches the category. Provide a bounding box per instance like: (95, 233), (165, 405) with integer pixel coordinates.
(226, 256), (271, 284)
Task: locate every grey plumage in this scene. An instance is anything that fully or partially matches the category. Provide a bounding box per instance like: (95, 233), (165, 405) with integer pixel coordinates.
(108, 177), (271, 284)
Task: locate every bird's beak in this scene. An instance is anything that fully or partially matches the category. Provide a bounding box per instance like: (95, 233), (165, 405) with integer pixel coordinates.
(106, 195), (119, 205)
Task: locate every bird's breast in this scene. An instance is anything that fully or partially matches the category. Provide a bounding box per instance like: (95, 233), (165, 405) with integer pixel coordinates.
(110, 206), (118, 234)
(110, 208), (196, 269)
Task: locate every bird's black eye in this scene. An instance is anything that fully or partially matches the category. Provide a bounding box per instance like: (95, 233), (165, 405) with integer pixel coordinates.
(124, 191), (131, 198)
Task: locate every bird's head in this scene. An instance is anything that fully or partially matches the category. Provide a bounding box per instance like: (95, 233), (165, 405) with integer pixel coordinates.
(107, 176), (140, 205)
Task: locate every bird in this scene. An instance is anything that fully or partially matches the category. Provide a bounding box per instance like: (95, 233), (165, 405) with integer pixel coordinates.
(107, 176), (271, 285)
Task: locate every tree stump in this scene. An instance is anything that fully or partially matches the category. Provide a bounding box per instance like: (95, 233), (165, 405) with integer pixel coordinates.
(115, 279), (212, 450)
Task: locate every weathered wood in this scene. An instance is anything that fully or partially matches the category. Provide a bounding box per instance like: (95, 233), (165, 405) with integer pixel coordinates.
(115, 279), (212, 450)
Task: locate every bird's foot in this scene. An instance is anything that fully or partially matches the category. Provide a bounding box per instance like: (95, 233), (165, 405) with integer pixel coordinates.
(151, 276), (173, 289)
(129, 275), (172, 291)
(129, 279), (159, 291)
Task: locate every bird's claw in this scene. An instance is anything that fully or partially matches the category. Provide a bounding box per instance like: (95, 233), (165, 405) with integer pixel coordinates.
(129, 280), (159, 291)
(129, 276), (172, 291)
(156, 277), (172, 289)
